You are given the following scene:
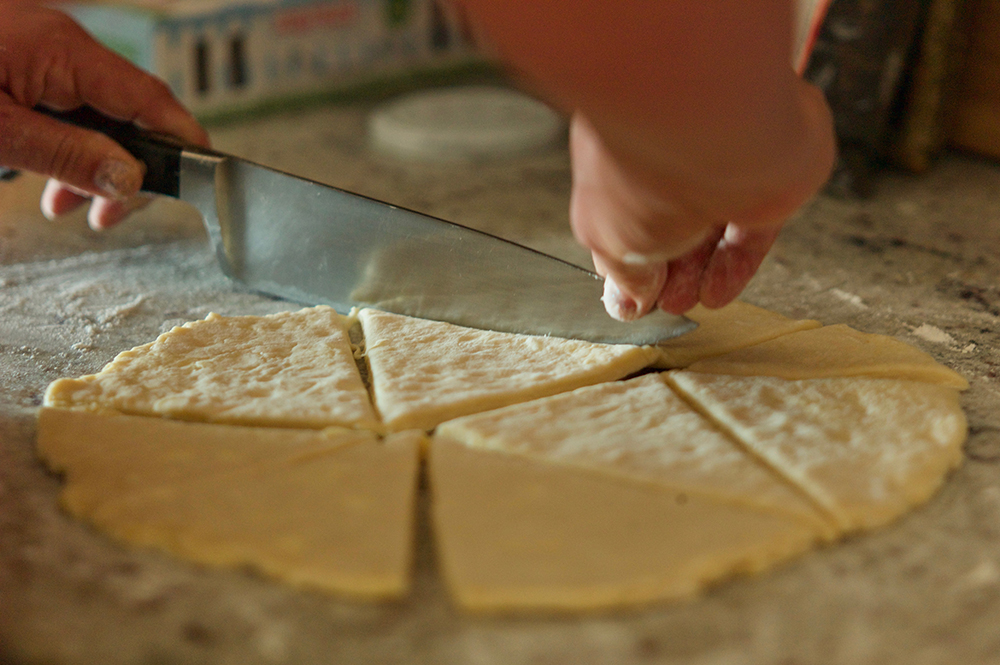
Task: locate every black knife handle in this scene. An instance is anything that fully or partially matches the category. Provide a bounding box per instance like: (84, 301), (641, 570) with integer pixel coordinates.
(36, 106), (183, 198)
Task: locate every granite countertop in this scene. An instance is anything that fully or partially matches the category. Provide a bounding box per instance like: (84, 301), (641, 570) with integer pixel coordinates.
(2, 101), (1000, 665)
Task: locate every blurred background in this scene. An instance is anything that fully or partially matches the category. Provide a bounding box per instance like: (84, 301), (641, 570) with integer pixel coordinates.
(51, 0), (1000, 198)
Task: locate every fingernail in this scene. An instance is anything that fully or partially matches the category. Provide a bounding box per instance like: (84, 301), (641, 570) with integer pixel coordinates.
(94, 159), (142, 199)
(601, 276), (640, 322)
(621, 252), (669, 266)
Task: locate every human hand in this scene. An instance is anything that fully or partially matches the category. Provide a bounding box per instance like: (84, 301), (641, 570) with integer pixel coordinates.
(453, 0), (837, 319)
(0, 1), (208, 229)
(568, 101), (831, 320)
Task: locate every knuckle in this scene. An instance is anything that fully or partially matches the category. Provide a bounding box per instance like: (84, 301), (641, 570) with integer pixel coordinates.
(0, 106), (26, 166)
(45, 130), (92, 185)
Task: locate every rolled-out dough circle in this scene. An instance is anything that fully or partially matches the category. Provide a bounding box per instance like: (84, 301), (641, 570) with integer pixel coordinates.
(37, 303), (969, 613)
(368, 86), (565, 161)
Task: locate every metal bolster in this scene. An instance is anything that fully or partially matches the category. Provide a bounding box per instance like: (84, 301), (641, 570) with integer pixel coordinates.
(178, 150), (238, 277)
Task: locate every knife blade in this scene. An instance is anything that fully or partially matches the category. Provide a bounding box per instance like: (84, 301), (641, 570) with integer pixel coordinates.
(42, 106), (695, 345)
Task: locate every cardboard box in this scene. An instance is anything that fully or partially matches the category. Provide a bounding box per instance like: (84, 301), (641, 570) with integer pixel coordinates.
(63, 0), (480, 121)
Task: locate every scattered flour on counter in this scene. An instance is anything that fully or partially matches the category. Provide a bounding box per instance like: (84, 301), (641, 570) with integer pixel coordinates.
(912, 324), (956, 346)
(829, 288), (867, 309)
(95, 295), (148, 326)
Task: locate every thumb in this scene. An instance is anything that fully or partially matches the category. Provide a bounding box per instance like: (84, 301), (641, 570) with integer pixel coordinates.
(591, 252), (667, 322)
(568, 113), (711, 320)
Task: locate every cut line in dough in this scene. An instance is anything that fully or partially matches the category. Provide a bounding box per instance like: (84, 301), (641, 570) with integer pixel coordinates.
(358, 308), (659, 432)
(37, 407), (423, 598)
(435, 373), (834, 535)
(667, 372), (967, 531)
(430, 436), (823, 613)
(686, 323), (969, 389)
(651, 301), (821, 369)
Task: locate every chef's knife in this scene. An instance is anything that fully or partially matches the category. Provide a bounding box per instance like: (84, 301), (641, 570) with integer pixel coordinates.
(39, 106), (696, 345)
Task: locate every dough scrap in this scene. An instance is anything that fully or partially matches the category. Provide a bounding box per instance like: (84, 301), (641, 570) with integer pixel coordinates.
(686, 324), (969, 389)
(430, 437), (823, 613)
(435, 373), (832, 534)
(44, 306), (379, 430)
(358, 308), (659, 431)
(652, 301), (821, 369)
(667, 372), (967, 531)
(38, 407), (422, 598)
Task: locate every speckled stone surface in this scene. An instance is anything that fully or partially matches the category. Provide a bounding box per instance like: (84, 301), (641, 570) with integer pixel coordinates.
(3, 101), (1000, 665)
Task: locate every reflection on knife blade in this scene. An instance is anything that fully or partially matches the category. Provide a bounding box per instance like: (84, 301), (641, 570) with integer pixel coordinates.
(346, 237), (697, 345)
(35, 105), (695, 345)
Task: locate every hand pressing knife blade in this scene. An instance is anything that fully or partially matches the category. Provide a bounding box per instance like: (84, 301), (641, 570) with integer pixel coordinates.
(39, 106), (696, 345)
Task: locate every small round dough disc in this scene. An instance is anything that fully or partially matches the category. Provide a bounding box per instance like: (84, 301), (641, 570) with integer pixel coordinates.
(368, 85), (565, 161)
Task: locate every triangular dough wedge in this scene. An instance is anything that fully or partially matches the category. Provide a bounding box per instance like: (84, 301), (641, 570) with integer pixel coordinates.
(358, 308), (659, 431)
(667, 372), (967, 531)
(44, 306), (379, 430)
(652, 301), (821, 369)
(430, 437), (823, 613)
(435, 374), (832, 534)
(686, 324), (968, 389)
(37, 407), (365, 514)
(49, 414), (423, 599)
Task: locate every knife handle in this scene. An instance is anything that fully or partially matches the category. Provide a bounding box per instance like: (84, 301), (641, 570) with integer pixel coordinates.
(36, 105), (184, 198)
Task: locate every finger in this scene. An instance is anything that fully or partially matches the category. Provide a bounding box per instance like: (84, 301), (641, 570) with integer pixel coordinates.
(592, 252), (667, 322)
(0, 99), (146, 198)
(699, 222), (783, 308)
(9, 7), (208, 147)
(40, 178), (90, 219)
(656, 226), (726, 315)
(87, 194), (155, 230)
(42, 175), (154, 228)
(569, 113), (709, 264)
(69, 50), (209, 148)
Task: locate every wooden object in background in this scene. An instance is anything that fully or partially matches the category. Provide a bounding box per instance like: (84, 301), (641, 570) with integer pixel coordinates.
(804, 0), (925, 196)
(892, 0), (969, 172)
(951, 0), (1000, 158)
